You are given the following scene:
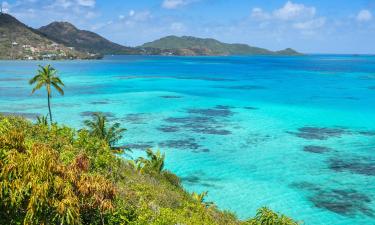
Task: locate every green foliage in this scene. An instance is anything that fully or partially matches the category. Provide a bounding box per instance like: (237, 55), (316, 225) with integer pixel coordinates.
(191, 191), (215, 208)
(0, 116), (115, 225)
(36, 115), (48, 126)
(245, 207), (299, 225)
(0, 115), (299, 225)
(136, 148), (165, 174)
(83, 112), (126, 148)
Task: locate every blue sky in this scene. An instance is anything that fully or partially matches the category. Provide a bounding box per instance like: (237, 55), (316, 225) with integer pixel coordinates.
(2, 0), (375, 53)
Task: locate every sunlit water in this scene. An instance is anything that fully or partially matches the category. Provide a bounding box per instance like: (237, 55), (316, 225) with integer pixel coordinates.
(0, 55), (374, 224)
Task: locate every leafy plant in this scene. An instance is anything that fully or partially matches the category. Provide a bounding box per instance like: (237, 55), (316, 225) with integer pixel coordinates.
(36, 115), (49, 126)
(136, 148), (165, 174)
(192, 191), (215, 208)
(246, 207), (299, 225)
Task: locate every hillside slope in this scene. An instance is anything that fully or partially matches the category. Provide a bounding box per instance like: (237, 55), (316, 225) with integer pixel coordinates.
(0, 114), (299, 224)
(0, 13), (98, 60)
(38, 22), (141, 55)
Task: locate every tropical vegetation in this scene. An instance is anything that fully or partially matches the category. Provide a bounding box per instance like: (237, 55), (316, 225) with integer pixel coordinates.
(0, 114), (299, 225)
(0, 65), (299, 224)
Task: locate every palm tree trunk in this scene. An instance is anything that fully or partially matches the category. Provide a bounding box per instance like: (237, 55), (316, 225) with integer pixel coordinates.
(47, 93), (52, 124)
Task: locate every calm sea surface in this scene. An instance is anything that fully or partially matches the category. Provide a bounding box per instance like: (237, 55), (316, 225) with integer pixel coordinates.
(0, 55), (374, 224)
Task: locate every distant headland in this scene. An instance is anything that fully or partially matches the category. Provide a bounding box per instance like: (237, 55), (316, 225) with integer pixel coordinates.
(0, 13), (302, 60)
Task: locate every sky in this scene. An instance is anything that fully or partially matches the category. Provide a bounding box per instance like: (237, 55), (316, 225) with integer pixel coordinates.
(1, 0), (375, 54)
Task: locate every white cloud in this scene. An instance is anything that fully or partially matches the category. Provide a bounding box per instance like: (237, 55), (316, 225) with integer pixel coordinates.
(132, 11), (151, 21)
(274, 1), (316, 21)
(77, 0), (95, 7)
(162, 0), (197, 9)
(252, 1), (317, 22)
(357, 9), (372, 22)
(293, 17), (326, 30)
(250, 1), (324, 33)
(1, 1), (10, 13)
(251, 8), (271, 20)
(117, 10), (152, 28)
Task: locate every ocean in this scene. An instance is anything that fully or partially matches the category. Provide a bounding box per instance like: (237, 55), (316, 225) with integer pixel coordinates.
(0, 55), (374, 224)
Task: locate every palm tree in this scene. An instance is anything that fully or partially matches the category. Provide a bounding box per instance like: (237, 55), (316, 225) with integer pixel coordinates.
(29, 65), (64, 124)
(192, 191), (215, 208)
(135, 149), (165, 174)
(84, 112), (126, 147)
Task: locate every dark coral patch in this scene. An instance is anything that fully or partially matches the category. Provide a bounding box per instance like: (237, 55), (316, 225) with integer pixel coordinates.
(287, 127), (348, 140)
(368, 86), (375, 90)
(181, 175), (201, 184)
(329, 157), (375, 176)
(159, 138), (202, 150)
(310, 189), (374, 217)
(157, 126), (180, 133)
(181, 172), (221, 188)
(358, 131), (375, 136)
(244, 106), (258, 110)
(187, 108), (233, 117)
(80, 111), (115, 118)
(192, 148), (210, 154)
(160, 95), (182, 99)
(121, 113), (148, 124)
(292, 182), (374, 217)
(164, 116), (231, 136)
(303, 145), (331, 154)
(215, 105), (233, 110)
(198, 129), (231, 135)
(165, 116), (213, 124)
(162, 106), (234, 136)
(290, 181), (322, 192)
(90, 101), (109, 105)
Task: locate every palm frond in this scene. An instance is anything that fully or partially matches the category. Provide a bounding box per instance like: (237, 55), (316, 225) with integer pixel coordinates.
(51, 82), (64, 95)
(31, 81), (44, 94)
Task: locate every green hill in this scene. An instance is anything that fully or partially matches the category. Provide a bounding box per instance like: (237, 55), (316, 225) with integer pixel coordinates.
(38, 22), (141, 55)
(0, 13), (99, 60)
(141, 36), (302, 56)
(0, 13), (302, 59)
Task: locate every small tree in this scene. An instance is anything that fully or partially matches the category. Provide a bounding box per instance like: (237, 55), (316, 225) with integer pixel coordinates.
(84, 112), (126, 148)
(29, 65), (64, 124)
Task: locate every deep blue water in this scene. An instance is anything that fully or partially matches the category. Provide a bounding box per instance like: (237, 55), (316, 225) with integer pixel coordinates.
(0, 55), (375, 224)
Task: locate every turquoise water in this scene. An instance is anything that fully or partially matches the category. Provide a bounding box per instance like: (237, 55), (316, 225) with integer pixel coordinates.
(1, 55), (375, 224)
